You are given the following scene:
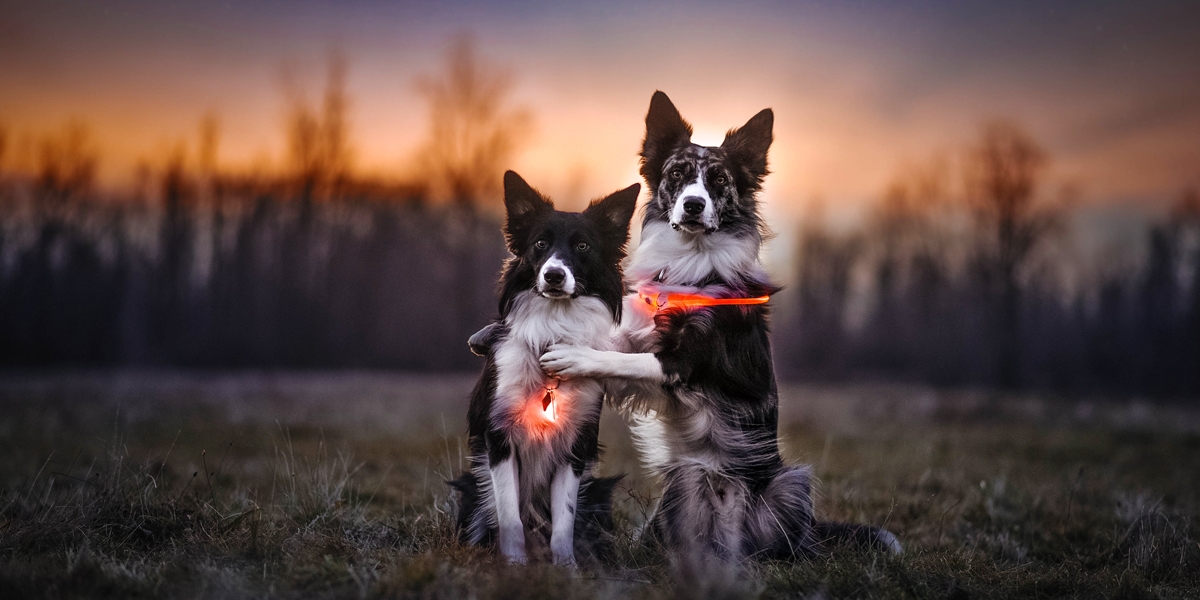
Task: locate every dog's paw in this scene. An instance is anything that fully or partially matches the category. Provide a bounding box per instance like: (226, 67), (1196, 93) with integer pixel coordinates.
(540, 344), (606, 378)
(499, 540), (528, 564)
(468, 322), (501, 356)
(551, 550), (577, 569)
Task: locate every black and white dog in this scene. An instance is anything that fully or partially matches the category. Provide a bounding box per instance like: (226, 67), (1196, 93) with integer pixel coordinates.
(450, 171), (639, 565)
(539, 92), (901, 562)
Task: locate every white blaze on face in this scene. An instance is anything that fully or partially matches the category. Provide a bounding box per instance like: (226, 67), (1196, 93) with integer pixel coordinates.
(670, 169), (719, 231)
(537, 254), (576, 296)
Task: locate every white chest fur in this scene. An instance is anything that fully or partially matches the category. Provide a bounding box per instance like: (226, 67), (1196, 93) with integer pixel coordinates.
(492, 292), (615, 438)
(626, 221), (766, 287)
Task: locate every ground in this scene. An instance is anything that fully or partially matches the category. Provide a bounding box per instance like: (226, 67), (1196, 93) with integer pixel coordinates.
(0, 372), (1197, 599)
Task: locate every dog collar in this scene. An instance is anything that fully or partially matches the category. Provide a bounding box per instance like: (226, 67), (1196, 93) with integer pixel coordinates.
(637, 285), (770, 312)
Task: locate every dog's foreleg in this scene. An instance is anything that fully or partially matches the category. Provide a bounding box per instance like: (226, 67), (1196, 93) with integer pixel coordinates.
(541, 345), (665, 382)
(489, 457), (526, 563)
(549, 465), (580, 566)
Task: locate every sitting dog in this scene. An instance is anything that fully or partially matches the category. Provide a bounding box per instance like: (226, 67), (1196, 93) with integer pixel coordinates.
(450, 171), (639, 565)
(539, 92), (901, 562)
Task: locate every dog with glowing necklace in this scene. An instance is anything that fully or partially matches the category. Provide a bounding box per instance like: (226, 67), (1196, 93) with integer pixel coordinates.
(538, 92), (902, 563)
(449, 171), (638, 566)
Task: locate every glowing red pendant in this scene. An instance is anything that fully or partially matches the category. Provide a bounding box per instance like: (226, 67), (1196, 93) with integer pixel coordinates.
(638, 287), (770, 312)
(541, 388), (557, 421)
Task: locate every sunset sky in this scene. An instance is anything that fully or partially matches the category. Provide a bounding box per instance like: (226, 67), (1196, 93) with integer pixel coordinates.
(2, 0), (1198, 217)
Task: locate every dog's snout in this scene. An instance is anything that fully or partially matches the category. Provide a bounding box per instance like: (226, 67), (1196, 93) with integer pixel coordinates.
(543, 268), (566, 287)
(682, 197), (706, 217)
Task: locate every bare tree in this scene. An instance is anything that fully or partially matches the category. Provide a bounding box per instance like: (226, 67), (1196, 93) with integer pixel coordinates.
(863, 158), (954, 370)
(963, 120), (1060, 387)
(197, 113), (220, 179)
(0, 124), (8, 174)
(36, 120), (98, 206)
(285, 53), (353, 204)
(414, 36), (532, 208)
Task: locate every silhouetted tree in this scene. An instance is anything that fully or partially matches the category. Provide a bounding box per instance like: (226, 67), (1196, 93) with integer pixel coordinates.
(862, 160), (953, 373)
(0, 124), (8, 174)
(963, 121), (1060, 387)
(785, 212), (863, 377)
(35, 120), (97, 208)
(285, 53), (353, 205)
(413, 36), (532, 208)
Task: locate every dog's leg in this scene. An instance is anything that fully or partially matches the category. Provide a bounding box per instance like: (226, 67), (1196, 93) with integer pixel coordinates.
(489, 457), (526, 563)
(744, 466), (816, 560)
(549, 465), (580, 566)
(541, 345), (665, 382)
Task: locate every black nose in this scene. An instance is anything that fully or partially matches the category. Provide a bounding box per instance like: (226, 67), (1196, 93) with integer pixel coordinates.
(543, 268), (565, 286)
(682, 197), (706, 216)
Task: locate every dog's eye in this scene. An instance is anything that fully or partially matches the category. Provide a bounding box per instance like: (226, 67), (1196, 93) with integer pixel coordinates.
(576, 241), (589, 252)
(670, 169), (682, 180)
(534, 239), (548, 250)
(715, 175), (727, 186)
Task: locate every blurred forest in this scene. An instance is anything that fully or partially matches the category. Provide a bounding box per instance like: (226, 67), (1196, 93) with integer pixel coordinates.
(0, 45), (1197, 396)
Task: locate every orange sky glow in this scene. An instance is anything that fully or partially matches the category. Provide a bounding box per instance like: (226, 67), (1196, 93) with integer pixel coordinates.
(2, 1), (1198, 218)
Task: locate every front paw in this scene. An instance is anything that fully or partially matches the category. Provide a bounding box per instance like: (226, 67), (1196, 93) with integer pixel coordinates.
(540, 344), (604, 378)
(500, 542), (527, 565)
(499, 527), (527, 564)
(552, 551), (577, 568)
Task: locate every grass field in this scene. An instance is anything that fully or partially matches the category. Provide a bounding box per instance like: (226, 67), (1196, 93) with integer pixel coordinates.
(1, 372), (1198, 599)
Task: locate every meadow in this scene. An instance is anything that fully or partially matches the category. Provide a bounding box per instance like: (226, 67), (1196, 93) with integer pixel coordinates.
(1, 371), (1197, 599)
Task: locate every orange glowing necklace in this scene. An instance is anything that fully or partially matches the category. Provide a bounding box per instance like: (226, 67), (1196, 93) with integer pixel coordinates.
(637, 269), (770, 312)
(638, 289), (770, 311)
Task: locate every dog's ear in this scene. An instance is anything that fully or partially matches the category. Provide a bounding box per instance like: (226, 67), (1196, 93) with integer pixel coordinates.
(720, 108), (773, 194)
(585, 183), (640, 249)
(503, 170), (553, 253)
(640, 91), (693, 190)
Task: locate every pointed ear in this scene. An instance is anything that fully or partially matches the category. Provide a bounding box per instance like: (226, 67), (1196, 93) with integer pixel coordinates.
(721, 108), (773, 193)
(503, 170), (553, 253)
(580, 180), (638, 231)
(640, 91), (693, 189)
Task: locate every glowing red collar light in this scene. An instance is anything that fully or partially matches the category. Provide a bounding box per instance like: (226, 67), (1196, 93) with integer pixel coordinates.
(638, 288), (770, 312)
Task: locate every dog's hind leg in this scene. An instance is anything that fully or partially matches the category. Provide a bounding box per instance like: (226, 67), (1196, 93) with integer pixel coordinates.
(549, 465), (580, 566)
(489, 457), (527, 563)
(573, 474), (623, 563)
(744, 465), (817, 560)
(653, 463), (748, 563)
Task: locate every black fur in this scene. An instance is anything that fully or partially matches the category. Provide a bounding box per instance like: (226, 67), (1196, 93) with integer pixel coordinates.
(638, 91), (772, 238)
(634, 92), (898, 560)
(450, 171), (638, 564)
(497, 172), (636, 321)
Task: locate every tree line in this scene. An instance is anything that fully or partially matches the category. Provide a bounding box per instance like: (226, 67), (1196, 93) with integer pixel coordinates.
(1, 45), (1196, 396)
(777, 122), (1200, 396)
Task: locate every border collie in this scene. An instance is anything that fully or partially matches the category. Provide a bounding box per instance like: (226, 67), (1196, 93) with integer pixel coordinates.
(450, 171), (639, 565)
(539, 92), (901, 562)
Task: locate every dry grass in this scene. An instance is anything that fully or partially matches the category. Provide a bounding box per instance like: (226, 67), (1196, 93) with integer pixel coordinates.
(0, 372), (1197, 599)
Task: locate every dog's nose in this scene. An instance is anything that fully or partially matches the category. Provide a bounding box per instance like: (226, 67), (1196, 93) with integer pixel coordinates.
(543, 268), (566, 287)
(682, 197), (706, 216)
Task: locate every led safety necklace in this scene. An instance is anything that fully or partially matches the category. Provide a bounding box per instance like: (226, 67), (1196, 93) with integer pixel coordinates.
(638, 286), (770, 312)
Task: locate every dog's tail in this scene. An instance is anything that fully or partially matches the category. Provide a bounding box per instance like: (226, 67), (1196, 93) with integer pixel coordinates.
(447, 471), (491, 545)
(813, 521), (902, 554)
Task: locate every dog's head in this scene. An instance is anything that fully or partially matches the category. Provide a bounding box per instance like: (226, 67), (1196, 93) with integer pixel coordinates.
(639, 91), (772, 237)
(499, 171), (640, 320)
